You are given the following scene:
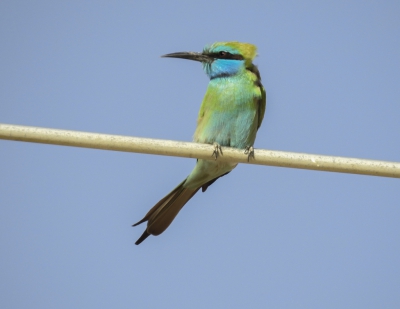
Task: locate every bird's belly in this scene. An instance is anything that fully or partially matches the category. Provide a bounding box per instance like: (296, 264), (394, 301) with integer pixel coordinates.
(184, 159), (237, 189)
(194, 108), (257, 149)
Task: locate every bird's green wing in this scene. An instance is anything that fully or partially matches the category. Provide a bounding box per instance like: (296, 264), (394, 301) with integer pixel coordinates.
(257, 84), (266, 130)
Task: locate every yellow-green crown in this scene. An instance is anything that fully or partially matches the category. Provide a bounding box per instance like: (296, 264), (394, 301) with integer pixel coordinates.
(206, 41), (258, 61)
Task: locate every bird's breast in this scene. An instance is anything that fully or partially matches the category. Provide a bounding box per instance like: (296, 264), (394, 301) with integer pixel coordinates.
(193, 75), (261, 149)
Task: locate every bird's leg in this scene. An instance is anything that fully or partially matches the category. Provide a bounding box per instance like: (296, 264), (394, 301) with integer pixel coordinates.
(212, 142), (223, 160)
(244, 146), (255, 162)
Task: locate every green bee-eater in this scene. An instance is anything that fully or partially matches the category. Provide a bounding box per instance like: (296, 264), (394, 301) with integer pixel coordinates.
(133, 42), (266, 245)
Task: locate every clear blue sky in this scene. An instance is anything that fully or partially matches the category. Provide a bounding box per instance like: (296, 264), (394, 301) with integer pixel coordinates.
(1, 1), (399, 308)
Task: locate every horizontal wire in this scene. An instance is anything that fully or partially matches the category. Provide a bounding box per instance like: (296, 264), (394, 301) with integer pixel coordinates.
(1, 123), (399, 178)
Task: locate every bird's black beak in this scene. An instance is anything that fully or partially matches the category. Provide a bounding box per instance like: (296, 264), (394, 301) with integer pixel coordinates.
(162, 52), (213, 63)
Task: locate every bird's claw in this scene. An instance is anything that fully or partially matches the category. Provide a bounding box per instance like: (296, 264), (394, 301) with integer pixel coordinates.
(244, 146), (255, 162)
(212, 142), (222, 160)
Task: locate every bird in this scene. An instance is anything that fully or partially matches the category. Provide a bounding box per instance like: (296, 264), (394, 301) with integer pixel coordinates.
(133, 41), (266, 245)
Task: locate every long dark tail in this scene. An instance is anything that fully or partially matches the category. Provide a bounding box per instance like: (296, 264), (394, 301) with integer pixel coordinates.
(133, 180), (200, 245)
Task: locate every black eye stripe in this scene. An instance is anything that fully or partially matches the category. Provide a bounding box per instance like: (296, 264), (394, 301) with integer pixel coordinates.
(207, 52), (244, 60)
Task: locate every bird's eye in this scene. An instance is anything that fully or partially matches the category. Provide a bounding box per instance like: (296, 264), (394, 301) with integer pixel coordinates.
(219, 51), (228, 57)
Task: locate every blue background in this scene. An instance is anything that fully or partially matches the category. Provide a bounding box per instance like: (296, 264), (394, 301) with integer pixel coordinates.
(1, 1), (399, 308)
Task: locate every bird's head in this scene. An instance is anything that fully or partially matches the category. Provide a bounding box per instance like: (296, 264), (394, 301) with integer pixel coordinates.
(162, 41), (257, 79)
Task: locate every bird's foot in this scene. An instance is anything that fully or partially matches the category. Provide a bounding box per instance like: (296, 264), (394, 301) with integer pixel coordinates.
(212, 142), (223, 160)
(244, 146), (255, 162)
